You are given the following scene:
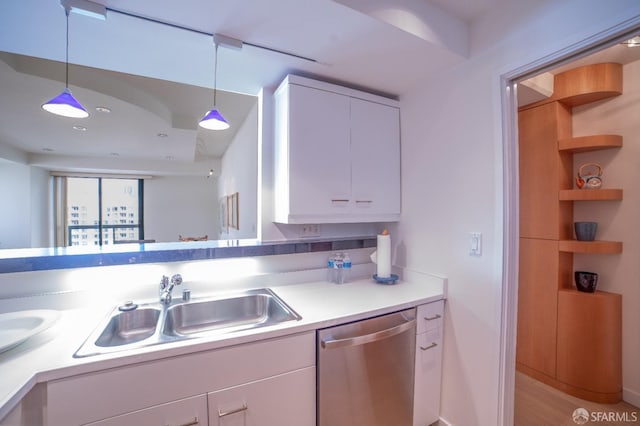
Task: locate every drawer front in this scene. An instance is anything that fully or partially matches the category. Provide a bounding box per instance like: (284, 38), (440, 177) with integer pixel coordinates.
(208, 367), (315, 426)
(416, 300), (444, 334)
(86, 394), (207, 426)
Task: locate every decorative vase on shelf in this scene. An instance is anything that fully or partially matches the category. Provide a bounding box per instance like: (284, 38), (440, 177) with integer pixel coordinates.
(575, 271), (598, 293)
(574, 221), (597, 241)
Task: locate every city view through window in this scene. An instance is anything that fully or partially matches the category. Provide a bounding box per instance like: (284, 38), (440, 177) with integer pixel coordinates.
(66, 177), (142, 246)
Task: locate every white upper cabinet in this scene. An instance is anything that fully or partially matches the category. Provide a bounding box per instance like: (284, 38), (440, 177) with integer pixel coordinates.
(274, 75), (400, 224)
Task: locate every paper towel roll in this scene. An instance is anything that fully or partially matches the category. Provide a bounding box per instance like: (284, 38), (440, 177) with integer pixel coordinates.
(376, 233), (391, 278)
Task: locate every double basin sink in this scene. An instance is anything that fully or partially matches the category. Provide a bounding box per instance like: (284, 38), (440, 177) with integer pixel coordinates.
(74, 288), (301, 358)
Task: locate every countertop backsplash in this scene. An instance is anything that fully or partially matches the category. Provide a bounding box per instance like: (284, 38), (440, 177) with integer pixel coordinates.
(0, 248), (377, 314)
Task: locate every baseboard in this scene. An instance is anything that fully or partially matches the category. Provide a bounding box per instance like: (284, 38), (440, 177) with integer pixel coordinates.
(623, 387), (640, 408)
(435, 417), (453, 426)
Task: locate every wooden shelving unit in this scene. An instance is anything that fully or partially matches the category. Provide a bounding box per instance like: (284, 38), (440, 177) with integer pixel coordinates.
(559, 189), (623, 201)
(559, 240), (623, 254)
(517, 62), (624, 404)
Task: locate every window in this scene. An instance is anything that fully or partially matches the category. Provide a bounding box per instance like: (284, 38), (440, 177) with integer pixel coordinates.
(58, 177), (144, 247)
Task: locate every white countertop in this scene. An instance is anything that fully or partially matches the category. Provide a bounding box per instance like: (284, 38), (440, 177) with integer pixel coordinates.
(0, 272), (445, 421)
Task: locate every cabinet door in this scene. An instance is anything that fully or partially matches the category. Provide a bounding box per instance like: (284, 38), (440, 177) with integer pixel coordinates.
(86, 394), (207, 426)
(518, 102), (573, 240)
(413, 328), (443, 426)
(287, 84), (351, 220)
(208, 367), (315, 426)
(350, 98), (401, 217)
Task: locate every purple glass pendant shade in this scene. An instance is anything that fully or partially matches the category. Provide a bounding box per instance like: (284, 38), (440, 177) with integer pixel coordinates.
(42, 87), (89, 118)
(199, 108), (229, 130)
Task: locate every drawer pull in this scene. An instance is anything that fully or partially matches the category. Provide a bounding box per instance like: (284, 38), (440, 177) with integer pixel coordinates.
(355, 200), (372, 203)
(331, 199), (349, 202)
(166, 417), (199, 426)
(420, 342), (438, 351)
(218, 402), (248, 417)
(424, 314), (441, 321)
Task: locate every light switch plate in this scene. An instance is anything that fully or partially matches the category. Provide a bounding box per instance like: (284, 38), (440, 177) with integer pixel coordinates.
(469, 232), (482, 256)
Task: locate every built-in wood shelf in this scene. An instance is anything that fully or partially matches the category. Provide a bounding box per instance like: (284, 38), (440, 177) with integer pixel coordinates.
(558, 135), (622, 152)
(559, 240), (622, 254)
(554, 63), (622, 107)
(559, 189), (623, 201)
(518, 63), (622, 111)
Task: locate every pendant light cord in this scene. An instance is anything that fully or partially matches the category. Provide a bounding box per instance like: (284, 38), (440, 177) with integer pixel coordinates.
(213, 43), (219, 107)
(65, 7), (70, 88)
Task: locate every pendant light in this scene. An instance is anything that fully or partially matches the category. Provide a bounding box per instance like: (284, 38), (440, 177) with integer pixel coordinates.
(42, 5), (89, 118)
(199, 41), (229, 130)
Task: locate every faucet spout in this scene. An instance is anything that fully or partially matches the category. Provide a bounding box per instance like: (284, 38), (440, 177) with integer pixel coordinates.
(159, 274), (183, 305)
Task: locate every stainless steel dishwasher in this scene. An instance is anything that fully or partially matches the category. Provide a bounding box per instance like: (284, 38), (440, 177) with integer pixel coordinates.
(317, 307), (416, 426)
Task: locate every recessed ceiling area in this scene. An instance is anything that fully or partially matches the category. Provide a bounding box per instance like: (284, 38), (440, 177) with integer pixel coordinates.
(0, 52), (257, 175)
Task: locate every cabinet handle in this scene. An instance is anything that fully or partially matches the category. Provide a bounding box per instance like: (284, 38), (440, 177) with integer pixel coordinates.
(424, 314), (441, 321)
(355, 200), (372, 203)
(218, 402), (248, 417)
(166, 417), (199, 426)
(331, 199), (349, 202)
(420, 342), (438, 351)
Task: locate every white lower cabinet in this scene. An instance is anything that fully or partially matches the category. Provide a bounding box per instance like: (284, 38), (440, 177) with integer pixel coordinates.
(84, 367), (316, 426)
(46, 332), (315, 426)
(208, 367), (315, 426)
(413, 301), (444, 426)
(85, 395), (207, 426)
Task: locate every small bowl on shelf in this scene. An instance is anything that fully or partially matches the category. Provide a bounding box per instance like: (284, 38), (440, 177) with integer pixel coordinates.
(574, 222), (597, 241)
(574, 271), (598, 293)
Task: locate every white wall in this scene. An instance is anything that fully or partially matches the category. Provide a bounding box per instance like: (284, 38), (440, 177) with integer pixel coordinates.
(572, 59), (640, 406)
(0, 160), (49, 249)
(0, 160), (31, 249)
(218, 101), (258, 240)
(393, 1), (640, 425)
(144, 176), (218, 243)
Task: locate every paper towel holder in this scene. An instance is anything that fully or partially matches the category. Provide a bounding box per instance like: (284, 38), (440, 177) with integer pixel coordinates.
(373, 273), (399, 285)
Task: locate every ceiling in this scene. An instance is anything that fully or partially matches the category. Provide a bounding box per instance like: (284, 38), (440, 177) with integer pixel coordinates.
(1, 0), (637, 175)
(1, 0), (503, 175)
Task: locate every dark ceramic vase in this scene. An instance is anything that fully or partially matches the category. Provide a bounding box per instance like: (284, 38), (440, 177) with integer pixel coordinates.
(574, 271), (598, 293)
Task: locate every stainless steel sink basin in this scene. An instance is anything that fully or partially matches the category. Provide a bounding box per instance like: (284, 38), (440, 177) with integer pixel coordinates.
(74, 288), (300, 358)
(94, 307), (161, 347)
(163, 289), (301, 337)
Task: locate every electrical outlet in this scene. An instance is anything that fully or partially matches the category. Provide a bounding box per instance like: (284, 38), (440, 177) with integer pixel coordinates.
(300, 224), (321, 237)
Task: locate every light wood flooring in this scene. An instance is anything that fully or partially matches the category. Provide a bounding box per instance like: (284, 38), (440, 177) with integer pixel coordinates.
(515, 372), (639, 425)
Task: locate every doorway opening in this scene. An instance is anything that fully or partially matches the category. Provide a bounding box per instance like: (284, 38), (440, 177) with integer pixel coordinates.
(500, 21), (640, 426)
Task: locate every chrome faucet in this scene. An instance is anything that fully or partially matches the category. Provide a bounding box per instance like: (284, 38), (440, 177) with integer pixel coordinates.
(159, 274), (183, 304)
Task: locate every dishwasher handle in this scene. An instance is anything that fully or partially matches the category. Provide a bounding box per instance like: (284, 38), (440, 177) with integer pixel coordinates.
(321, 318), (416, 350)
